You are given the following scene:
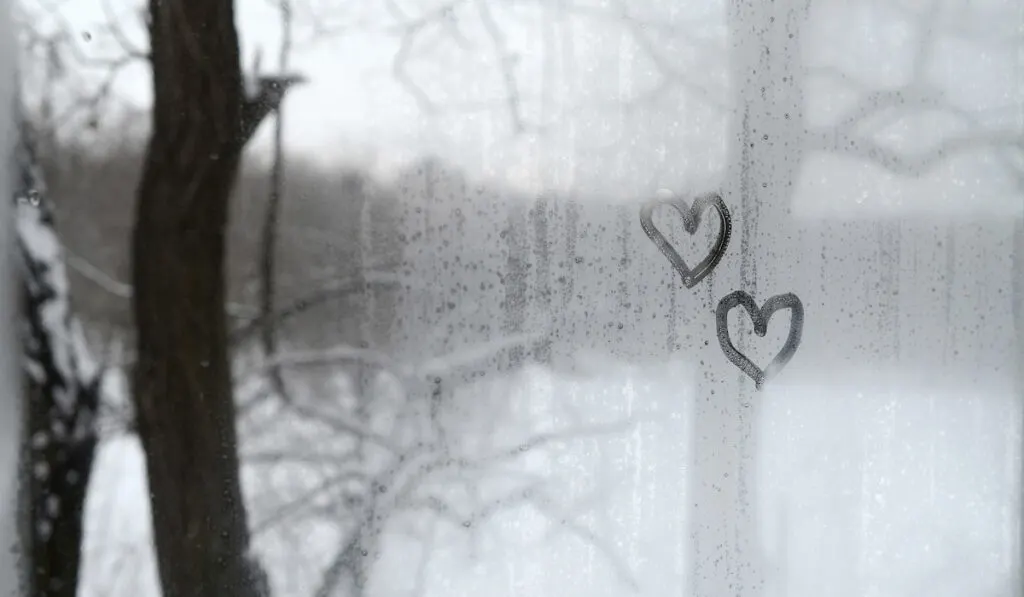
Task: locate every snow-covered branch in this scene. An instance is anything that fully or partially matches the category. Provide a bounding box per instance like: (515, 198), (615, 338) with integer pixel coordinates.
(17, 193), (101, 421)
(14, 127), (105, 597)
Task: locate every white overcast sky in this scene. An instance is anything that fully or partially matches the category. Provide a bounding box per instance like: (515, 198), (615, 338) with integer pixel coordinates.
(43, 0), (522, 170)
(27, 0), (693, 194)
(16, 0), (1024, 212)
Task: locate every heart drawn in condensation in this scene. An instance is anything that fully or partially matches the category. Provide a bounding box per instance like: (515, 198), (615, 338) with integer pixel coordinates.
(716, 291), (804, 390)
(639, 191), (732, 289)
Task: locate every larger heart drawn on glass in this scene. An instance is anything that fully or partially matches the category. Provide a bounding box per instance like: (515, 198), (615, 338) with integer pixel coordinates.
(716, 291), (804, 390)
(639, 192), (732, 289)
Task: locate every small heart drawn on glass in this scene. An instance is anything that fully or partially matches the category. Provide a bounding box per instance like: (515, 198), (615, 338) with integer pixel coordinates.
(639, 191), (732, 289)
(716, 291), (804, 390)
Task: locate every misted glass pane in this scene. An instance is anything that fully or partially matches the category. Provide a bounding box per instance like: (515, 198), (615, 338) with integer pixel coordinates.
(8, 0), (1022, 596)
(0, 2), (22, 589)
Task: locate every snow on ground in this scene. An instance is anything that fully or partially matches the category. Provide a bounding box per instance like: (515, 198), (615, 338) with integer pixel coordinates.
(760, 367), (1019, 597)
(78, 359), (1018, 597)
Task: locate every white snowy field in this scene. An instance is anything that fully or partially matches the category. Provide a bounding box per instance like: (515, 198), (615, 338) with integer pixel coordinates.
(77, 357), (1020, 597)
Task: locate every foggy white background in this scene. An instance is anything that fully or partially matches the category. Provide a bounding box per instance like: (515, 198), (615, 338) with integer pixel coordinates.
(14, 0), (1024, 596)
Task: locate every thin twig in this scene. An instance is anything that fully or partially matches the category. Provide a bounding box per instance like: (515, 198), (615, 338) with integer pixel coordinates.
(259, 0), (298, 404)
(230, 275), (401, 347)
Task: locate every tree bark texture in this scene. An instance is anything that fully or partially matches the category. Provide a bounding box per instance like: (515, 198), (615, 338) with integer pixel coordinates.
(22, 376), (97, 597)
(130, 0), (257, 595)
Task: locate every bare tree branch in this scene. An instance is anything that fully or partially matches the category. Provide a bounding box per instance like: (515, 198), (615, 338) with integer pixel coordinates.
(805, 127), (1024, 177)
(391, 25), (441, 116)
(259, 0), (300, 405)
(98, 0), (149, 59)
(605, 0), (728, 111)
(531, 488), (640, 591)
(17, 0), (149, 136)
(60, 249), (260, 319)
(230, 276), (401, 348)
(252, 470), (371, 535)
(475, 0), (527, 134)
(802, 0), (1024, 182)
(239, 320), (647, 597)
(377, 0), (729, 141)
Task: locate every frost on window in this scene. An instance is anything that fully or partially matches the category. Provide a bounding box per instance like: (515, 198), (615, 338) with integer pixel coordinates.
(15, 0), (1023, 596)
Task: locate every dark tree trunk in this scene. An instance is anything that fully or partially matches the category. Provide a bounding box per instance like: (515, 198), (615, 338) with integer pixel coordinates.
(129, 1), (260, 595)
(22, 376), (98, 597)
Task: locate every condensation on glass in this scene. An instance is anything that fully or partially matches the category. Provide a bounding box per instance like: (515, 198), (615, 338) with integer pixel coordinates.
(0, 1), (22, 593)
(13, 1), (1022, 597)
